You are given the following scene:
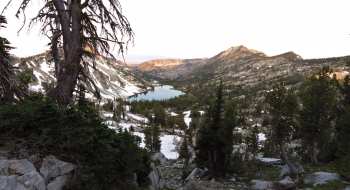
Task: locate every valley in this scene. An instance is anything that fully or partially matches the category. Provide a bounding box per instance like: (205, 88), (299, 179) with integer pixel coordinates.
(3, 45), (350, 190)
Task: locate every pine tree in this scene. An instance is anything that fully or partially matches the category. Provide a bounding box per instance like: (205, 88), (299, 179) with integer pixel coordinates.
(144, 124), (161, 153)
(0, 16), (26, 103)
(179, 137), (190, 166)
(246, 125), (260, 160)
(335, 75), (350, 159)
(195, 80), (235, 174)
(265, 82), (299, 173)
(299, 66), (337, 165)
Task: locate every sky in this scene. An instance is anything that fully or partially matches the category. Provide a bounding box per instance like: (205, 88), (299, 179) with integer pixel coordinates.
(1, 0), (350, 64)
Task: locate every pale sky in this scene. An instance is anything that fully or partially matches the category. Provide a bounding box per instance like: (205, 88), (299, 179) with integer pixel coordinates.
(1, 0), (350, 63)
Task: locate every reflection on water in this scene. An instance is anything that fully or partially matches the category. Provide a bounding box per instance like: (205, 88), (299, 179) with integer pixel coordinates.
(129, 85), (184, 101)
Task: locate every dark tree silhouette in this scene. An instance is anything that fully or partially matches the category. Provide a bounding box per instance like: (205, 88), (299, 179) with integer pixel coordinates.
(0, 15), (25, 103)
(3, 0), (133, 107)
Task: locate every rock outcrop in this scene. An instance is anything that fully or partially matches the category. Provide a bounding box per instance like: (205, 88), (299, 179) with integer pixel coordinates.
(280, 162), (305, 177)
(148, 163), (165, 190)
(0, 156), (75, 190)
(304, 172), (340, 187)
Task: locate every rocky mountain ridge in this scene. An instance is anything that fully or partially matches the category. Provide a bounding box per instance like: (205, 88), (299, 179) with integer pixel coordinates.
(137, 45), (348, 88)
(12, 53), (150, 101)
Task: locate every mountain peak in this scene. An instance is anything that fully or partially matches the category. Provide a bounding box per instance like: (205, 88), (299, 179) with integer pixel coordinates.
(272, 51), (303, 60)
(227, 45), (266, 55)
(208, 46), (266, 64)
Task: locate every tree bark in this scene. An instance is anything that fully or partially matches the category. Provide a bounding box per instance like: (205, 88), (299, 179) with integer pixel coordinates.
(48, 0), (83, 107)
(280, 142), (298, 174)
(311, 136), (319, 165)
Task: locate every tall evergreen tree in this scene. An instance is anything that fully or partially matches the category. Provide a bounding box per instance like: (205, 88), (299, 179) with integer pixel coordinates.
(144, 124), (161, 153)
(0, 15), (25, 103)
(335, 75), (350, 159)
(246, 125), (260, 160)
(195, 80), (235, 174)
(299, 66), (337, 165)
(265, 81), (299, 173)
(220, 100), (236, 166)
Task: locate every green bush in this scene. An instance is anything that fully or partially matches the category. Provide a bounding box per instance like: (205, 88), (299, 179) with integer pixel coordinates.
(0, 86), (151, 189)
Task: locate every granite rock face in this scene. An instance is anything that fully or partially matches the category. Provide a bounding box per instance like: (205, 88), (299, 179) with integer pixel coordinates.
(0, 155), (75, 190)
(149, 163), (165, 190)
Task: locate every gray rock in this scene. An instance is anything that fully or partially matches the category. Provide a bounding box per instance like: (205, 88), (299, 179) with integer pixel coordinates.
(173, 163), (184, 169)
(252, 181), (273, 190)
(304, 172), (340, 187)
(148, 163), (165, 190)
(278, 178), (294, 186)
(250, 179), (262, 185)
(345, 186), (350, 190)
(15, 171), (45, 190)
(185, 168), (198, 181)
(39, 155), (75, 183)
(0, 175), (17, 190)
(28, 154), (41, 164)
(151, 152), (166, 165)
(280, 162), (305, 177)
(47, 174), (71, 190)
(0, 159), (36, 176)
(173, 136), (180, 145)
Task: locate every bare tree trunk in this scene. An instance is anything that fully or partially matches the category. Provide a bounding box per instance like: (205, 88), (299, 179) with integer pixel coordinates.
(312, 137), (319, 165)
(2, 80), (14, 103)
(280, 142), (298, 174)
(207, 150), (212, 171)
(308, 145), (313, 164)
(48, 0), (82, 107)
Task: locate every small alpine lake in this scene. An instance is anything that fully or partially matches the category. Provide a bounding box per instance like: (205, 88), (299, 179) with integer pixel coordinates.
(129, 85), (184, 101)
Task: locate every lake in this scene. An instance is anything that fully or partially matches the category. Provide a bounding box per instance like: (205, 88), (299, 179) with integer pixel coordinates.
(129, 85), (184, 101)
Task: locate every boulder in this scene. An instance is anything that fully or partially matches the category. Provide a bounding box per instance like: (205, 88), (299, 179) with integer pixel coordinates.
(252, 181), (273, 190)
(280, 162), (304, 177)
(0, 159), (36, 176)
(278, 179), (294, 186)
(250, 179), (262, 185)
(0, 175), (17, 190)
(185, 168), (205, 181)
(47, 174), (72, 190)
(173, 136), (180, 145)
(15, 171), (45, 190)
(152, 152), (167, 165)
(304, 172), (340, 187)
(345, 186), (350, 190)
(39, 155), (75, 183)
(148, 163), (165, 190)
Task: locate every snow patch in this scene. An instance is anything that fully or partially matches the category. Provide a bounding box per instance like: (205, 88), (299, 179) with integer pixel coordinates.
(160, 135), (181, 159)
(183, 110), (191, 128)
(258, 133), (266, 141)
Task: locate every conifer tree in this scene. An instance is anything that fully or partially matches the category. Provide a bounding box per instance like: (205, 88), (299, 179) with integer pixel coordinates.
(246, 125), (260, 160)
(195, 80), (235, 174)
(179, 137), (190, 166)
(265, 82), (299, 173)
(0, 15), (26, 103)
(335, 75), (350, 159)
(144, 124), (161, 153)
(299, 66), (337, 165)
